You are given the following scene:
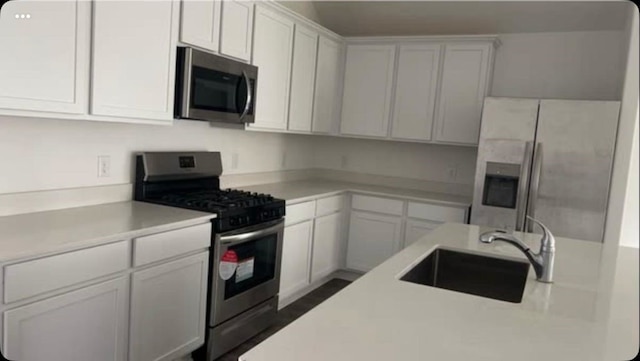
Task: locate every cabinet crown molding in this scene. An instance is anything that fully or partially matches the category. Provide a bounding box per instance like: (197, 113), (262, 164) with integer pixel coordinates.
(345, 35), (502, 48)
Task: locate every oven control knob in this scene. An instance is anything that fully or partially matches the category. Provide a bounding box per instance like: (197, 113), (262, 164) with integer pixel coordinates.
(230, 218), (237, 226)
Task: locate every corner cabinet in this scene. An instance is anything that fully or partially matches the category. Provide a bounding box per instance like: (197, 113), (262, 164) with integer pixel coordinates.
(433, 43), (493, 144)
(340, 44), (396, 137)
(0, 0), (89, 114)
(249, 5), (294, 130)
(91, 0), (179, 122)
(346, 211), (402, 273)
(3, 277), (129, 361)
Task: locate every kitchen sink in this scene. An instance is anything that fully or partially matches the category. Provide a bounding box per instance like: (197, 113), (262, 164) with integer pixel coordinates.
(400, 248), (530, 303)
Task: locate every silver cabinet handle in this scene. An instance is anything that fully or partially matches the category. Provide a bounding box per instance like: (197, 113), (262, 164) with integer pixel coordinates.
(516, 141), (534, 231)
(527, 142), (543, 232)
(239, 70), (252, 121)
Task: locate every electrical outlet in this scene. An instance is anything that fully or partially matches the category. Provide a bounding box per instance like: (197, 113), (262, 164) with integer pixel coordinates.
(98, 155), (111, 178)
(340, 155), (348, 169)
(445, 166), (457, 182)
(231, 153), (239, 170)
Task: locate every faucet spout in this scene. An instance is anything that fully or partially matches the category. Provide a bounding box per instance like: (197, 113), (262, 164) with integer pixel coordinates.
(479, 217), (555, 283)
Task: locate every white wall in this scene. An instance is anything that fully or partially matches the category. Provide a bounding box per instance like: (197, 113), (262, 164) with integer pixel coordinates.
(0, 116), (314, 194)
(605, 5), (639, 249)
(312, 136), (478, 186)
(491, 31), (626, 100)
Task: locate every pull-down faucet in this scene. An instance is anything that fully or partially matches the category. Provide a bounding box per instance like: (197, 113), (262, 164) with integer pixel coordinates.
(479, 216), (555, 283)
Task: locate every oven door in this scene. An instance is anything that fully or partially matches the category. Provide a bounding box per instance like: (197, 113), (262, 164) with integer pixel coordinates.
(210, 219), (283, 326)
(178, 47), (257, 124)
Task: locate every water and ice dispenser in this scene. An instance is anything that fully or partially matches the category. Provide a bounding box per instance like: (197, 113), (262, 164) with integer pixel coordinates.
(481, 162), (521, 209)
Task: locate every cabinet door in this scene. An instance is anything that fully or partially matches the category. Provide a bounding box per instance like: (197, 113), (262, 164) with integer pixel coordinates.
(0, 0), (89, 114)
(403, 219), (442, 249)
(312, 36), (342, 134)
(130, 252), (209, 361)
(2, 277), (128, 361)
(391, 44), (442, 141)
(311, 212), (343, 282)
(249, 5), (294, 130)
(219, 0), (253, 61)
(279, 221), (313, 301)
(288, 25), (318, 132)
(434, 43), (492, 144)
(340, 44), (396, 137)
(91, 0), (178, 121)
(180, 0), (221, 52)
(346, 211), (402, 272)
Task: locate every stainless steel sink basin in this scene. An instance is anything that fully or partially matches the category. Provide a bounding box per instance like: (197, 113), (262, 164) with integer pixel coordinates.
(400, 248), (530, 303)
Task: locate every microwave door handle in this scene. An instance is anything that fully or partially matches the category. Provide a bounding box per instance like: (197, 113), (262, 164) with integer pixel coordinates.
(239, 71), (252, 120)
(527, 142), (543, 232)
(515, 141), (534, 231)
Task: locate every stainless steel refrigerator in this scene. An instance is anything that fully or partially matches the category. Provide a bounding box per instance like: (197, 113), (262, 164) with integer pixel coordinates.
(470, 97), (620, 242)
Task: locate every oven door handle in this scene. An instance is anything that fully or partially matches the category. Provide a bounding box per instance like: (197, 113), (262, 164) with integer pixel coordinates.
(219, 219), (283, 246)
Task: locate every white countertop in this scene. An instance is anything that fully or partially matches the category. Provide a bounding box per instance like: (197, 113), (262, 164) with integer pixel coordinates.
(0, 201), (215, 263)
(240, 223), (639, 361)
(239, 180), (471, 207)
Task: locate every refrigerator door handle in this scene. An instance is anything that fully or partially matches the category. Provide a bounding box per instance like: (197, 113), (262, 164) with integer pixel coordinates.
(527, 142), (543, 232)
(515, 141), (534, 231)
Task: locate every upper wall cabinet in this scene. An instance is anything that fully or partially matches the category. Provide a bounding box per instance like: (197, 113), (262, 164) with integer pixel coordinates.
(219, 0), (253, 62)
(180, 0), (222, 53)
(434, 43), (493, 144)
(91, 0), (178, 122)
(390, 44), (442, 141)
(0, 1), (89, 114)
(288, 24), (319, 132)
(341, 44), (396, 137)
(249, 5), (294, 130)
(312, 36), (343, 134)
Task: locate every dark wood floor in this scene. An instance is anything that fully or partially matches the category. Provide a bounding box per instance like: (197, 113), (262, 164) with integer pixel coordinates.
(217, 279), (352, 361)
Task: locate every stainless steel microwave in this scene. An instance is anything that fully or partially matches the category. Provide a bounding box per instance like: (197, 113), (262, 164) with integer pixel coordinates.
(175, 47), (257, 124)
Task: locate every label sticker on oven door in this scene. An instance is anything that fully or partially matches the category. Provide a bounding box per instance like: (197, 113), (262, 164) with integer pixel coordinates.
(219, 250), (238, 281)
(235, 257), (255, 282)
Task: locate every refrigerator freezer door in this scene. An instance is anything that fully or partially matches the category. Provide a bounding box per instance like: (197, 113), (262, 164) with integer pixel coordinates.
(530, 100), (620, 242)
(471, 97), (540, 230)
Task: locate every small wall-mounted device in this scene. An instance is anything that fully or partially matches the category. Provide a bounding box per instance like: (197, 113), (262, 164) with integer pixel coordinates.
(482, 162), (521, 209)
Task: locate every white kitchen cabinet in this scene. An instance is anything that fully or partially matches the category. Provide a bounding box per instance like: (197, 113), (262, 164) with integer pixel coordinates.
(219, 0), (253, 61)
(311, 212), (343, 282)
(0, 0), (89, 114)
(340, 44), (396, 137)
(346, 211), (402, 272)
(288, 25), (319, 132)
(403, 219), (442, 248)
(280, 221), (313, 301)
(180, 0), (222, 52)
(391, 44), (442, 141)
(312, 36), (343, 134)
(249, 5), (294, 130)
(434, 43), (492, 144)
(91, 0), (178, 122)
(2, 277), (128, 361)
(129, 252), (209, 361)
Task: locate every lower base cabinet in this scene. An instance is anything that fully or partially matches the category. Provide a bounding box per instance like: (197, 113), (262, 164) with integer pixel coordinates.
(403, 219), (442, 248)
(2, 276), (129, 361)
(129, 252), (209, 361)
(311, 212), (343, 282)
(279, 220), (313, 300)
(346, 211), (402, 272)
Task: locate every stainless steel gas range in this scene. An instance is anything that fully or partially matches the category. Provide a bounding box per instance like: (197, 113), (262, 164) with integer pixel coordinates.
(134, 151), (285, 360)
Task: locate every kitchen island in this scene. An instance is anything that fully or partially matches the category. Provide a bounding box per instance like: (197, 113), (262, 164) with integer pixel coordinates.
(240, 223), (639, 361)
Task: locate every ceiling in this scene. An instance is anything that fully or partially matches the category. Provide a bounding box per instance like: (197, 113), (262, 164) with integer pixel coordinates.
(284, 1), (630, 36)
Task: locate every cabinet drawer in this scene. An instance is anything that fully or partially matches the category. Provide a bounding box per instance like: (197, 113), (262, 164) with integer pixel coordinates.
(407, 202), (467, 223)
(351, 194), (404, 216)
(285, 201), (316, 226)
(134, 223), (211, 267)
(4, 241), (129, 304)
(315, 195), (344, 216)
